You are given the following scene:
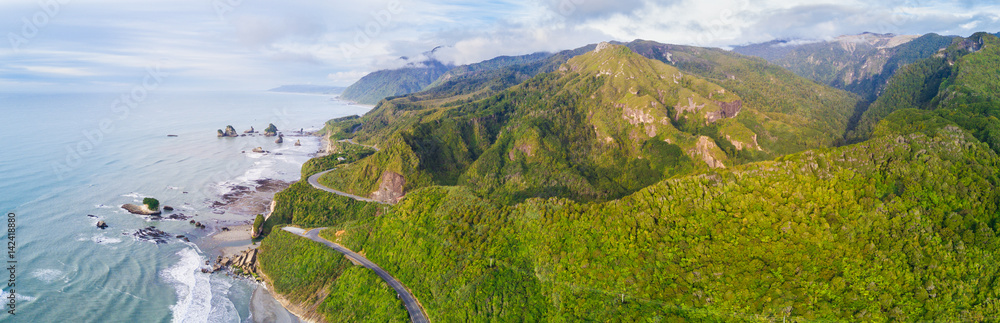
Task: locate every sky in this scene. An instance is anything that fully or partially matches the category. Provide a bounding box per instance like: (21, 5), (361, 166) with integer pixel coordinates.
(0, 0), (997, 91)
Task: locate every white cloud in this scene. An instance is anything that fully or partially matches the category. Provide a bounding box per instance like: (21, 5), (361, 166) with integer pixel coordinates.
(0, 0), (997, 91)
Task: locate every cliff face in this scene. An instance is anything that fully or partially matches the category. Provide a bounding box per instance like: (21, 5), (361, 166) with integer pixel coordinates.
(371, 171), (405, 203)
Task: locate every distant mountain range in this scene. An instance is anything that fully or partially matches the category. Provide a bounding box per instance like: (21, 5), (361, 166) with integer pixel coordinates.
(267, 84), (346, 94)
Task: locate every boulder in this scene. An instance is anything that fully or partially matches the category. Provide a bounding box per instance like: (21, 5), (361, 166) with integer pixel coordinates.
(275, 135), (283, 144)
(294, 140), (301, 146)
(96, 221), (108, 229)
(251, 147), (266, 153)
(244, 126), (254, 134)
(163, 206), (174, 211)
(121, 203), (162, 216)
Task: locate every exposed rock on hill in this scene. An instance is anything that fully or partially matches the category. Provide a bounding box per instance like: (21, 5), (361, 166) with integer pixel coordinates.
(371, 171), (405, 203)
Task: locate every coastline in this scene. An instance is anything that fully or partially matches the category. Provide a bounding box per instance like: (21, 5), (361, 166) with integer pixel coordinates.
(200, 129), (331, 323)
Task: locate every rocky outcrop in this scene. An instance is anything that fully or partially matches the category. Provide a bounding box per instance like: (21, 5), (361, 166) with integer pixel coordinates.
(210, 248), (259, 276)
(674, 97), (706, 120)
(274, 134), (283, 144)
(294, 139), (301, 146)
(264, 123), (278, 137)
(121, 203), (162, 216)
(163, 206), (174, 211)
(218, 125), (238, 137)
(706, 100), (743, 123)
(244, 126), (255, 134)
(251, 147), (266, 153)
(96, 221), (108, 229)
(693, 136), (726, 169)
(133, 226), (171, 244)
(371, 171), (405, 204)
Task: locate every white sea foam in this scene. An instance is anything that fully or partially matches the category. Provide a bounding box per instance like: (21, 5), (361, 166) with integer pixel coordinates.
(0, 289), (37, 302)
(162, 248), (213, 323)
(121, 192), (145, 199)
(31, 269), (64, 283)
(92, 235), (123, 245)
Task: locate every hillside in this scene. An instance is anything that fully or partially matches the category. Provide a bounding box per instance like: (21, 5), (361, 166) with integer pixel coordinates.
(340, 59), (453, 105)
(262, 116), (1000, 321)
(848, 32), (1000, 151)
(733, 33), (957, 101)
(258, 37), (1000, 322)
(317, 43), (860, 204)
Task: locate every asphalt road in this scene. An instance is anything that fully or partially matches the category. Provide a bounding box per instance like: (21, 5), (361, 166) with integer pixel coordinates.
(306, 170), (384, 204)
(282, 227), (429, 323)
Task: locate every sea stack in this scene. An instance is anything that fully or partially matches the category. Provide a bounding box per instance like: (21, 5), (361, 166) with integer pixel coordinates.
(244, 126), (254, 134)
(294, 139), (301, 146)
(218, 125), (238, 137)
(264, 123), (278, 137)
(275, 134), (283, 144)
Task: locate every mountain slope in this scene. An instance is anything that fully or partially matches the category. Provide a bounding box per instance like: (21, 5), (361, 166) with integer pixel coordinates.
(319, 43), (861, 204)
(849, 32), (1000, 151)
(733, 33), (957, 101)
(340, 60), (453, 105)
(293, 121), (1000, 322)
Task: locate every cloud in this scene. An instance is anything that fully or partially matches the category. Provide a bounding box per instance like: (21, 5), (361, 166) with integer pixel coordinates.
(0, 0), (998, 92)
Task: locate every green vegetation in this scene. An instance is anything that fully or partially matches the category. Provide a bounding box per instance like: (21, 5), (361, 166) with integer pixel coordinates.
(324, 115), (362, 141)
(264, 123), (279, 135)
(257, 35), (1000, 322)
(142, 197), (159, 210)
(734, 33), (956, 101)
(849, 32), (1000, 151)
(317, 43), (860, 204)
(252, 214), (264, 236)
(257, 229), (407, 322)
(301, 142), (375, 178)
(265, 124), (1000, 321)
(261, 181), (380, 236)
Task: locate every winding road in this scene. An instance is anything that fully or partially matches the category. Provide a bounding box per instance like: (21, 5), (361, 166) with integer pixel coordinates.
(307, 170), (384, 204)
(282, 227), (429, 323)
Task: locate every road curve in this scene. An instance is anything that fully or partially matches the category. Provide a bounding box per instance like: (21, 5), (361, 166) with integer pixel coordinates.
(282, 227), (430, 323)
(306, 170), (385, 204)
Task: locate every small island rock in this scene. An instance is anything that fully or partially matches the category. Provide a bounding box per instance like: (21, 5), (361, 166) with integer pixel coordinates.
(96, 221), (108, 229)
(218, 125), (238, 137)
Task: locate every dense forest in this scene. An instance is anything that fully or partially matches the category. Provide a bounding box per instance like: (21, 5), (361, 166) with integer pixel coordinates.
(256, 33), (1000, 322)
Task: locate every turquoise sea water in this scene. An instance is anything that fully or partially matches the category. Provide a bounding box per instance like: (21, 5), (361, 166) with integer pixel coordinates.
(0, 91), (369, 322)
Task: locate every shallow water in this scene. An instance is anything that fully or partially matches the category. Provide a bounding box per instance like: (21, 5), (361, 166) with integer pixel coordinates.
(0, 91), (369, 322)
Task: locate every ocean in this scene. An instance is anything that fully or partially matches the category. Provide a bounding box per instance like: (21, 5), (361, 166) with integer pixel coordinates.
(0, 91), (370, 322)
